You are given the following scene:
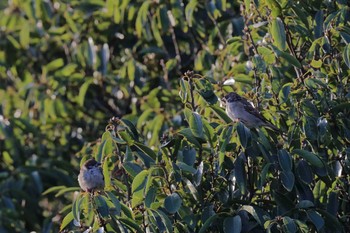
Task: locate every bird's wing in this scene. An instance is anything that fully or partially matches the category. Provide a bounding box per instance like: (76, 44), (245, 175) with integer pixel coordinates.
(243, 103), (267, 122)
(244, 104), (280, 131)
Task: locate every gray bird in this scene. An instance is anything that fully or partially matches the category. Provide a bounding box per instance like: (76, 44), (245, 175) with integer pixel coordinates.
(222, 92), (279, 131)
(78, 159), (105, 192)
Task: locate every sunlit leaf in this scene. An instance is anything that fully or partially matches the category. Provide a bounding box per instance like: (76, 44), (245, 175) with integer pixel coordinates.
(60, 211), (74, 231)
(270, 18), (286, 51)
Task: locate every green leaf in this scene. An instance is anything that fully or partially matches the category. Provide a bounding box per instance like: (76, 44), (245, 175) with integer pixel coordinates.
(153, 209), (173, 233)
(60, 211), (74, 231)
(178, 128), (201, 148)
(270, 17), (286, 51)
(210, 105), (232, 124)
(343, 44), (350, 68)
(137, 109), (153, 129)
(184, 108), (204, 138)
(103, 158), (111, 188)
(95, 195), (109, 217)
(265, 0), (282, 17)
(330, 102), (350, 114)
(237, 122), (251, 148)
(185, 0), (198, 27)
(135, 1), (150, 37)
(72, 193), (84, 222)
(240, 205), (269, 226)
(131, 170), (149, 193)
(42, 185), (66, 195)
(123, 162), (142, 177)
(120, 203), (134, 220)
(55, 187), (80, 197)
(145, 187), (156, 208)
(184, 178), (199, 201)
(258, 163), (272, 189)
(133, 142), (157, 161)
(234, 155), (247, 195)
(179, 78), (189, 103)
(78, 79), (93, 107)
(279, 51), (301, 68)
(296, 200), (314, 209)
(310, 59), (322, 68)
(166, 58), (178, 71)
(282, 216), (297, 233)
(278, 149), (292, 171)
(314, 10), (324, 39)
(182, 147), (196, 166)
(219, 126), (233, 169)
(203, 118), (217, 146)
(223, 215), (242, 233)
(118, 217), (143, 233)
(149, 114), (164, 146)
(120, 119), (139, 141)
(296, 160), (313, 184)
(46, 58), (64, 72)
(132, 172), (148, 208)
(176, 161), (197, 174)
(20, 23), (30, 48)
(293, 149), (324, 168)
(281, 171), (295, 192)
(198, 214), (219, 233)
(307, 210), (324, 231)
(106, 191), (121, 216)
(164, 193), (182, 214)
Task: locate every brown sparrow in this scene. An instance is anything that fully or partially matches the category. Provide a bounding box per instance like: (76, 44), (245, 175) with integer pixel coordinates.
(222, 92), (279, 131)
(78, 159), (105, 192)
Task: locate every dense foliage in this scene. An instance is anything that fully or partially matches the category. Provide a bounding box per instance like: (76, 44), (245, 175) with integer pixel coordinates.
(0, 0), (349, 232)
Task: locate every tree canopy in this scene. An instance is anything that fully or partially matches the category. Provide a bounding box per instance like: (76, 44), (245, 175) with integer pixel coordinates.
(0, 0), (349, 232)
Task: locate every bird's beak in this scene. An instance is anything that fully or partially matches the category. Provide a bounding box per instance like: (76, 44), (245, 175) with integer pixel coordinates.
(220, 97), (227, 108)
(97, 162), (102, 166)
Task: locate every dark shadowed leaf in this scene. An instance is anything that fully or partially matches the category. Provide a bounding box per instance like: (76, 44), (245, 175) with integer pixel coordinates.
(343, 44), (350, 68)
(237, 122), (251, 148)
(314, 10), (324, 39)
(95, 195), (109, 217)
(234, 155), (247, 195)
(164, 193), (182, 214)
(327, 192), (338, 216)
(282, 216), (297, 233)
(281, 171), (295, 192)
(296, 160), (313, 184)
(296, 200), (314, 209)
(307, 210), (324, 231)
(223, 215), (242, 233)
(278, 149), (292, 171)
(198, 214), (219, 233)
(153, 209), (173, 233)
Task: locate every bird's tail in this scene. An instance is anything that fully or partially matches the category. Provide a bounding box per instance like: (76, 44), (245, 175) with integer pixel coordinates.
(264, 122), (281, 133)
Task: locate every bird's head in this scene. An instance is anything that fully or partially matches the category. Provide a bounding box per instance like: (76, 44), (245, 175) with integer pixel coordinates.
(222, 92), (242, 103)
(83, 159), (101, 170)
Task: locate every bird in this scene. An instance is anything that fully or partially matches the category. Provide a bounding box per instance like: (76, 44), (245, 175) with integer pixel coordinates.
(222, 92), (280, 132)
(78, 158), (105, 192)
